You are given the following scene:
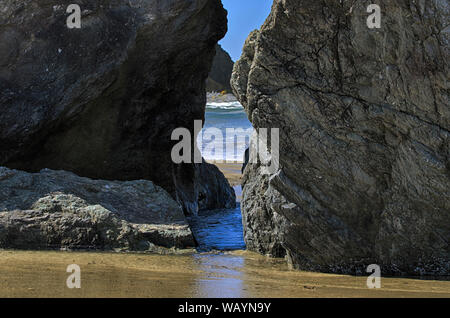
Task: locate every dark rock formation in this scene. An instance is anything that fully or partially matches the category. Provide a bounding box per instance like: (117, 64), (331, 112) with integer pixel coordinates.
(232, 0), (449, 275)
(197, 160), (236, 211)
(0, 167), (195, 251)
(241, 162), (287, 258)
(0, 0), (233, 214)
(206, 44), (234, 92)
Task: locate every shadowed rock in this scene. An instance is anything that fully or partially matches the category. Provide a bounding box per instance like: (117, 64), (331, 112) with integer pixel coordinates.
(0, 0), (232, 214)
(0, 167), (195, 251)
(206, 44), (234, 92)
(197, 161), (236, 211)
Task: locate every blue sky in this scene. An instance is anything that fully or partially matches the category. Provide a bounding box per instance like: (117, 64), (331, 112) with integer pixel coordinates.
(219, 0), (273, 62)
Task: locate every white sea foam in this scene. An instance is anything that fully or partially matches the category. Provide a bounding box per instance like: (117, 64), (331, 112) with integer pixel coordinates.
(206, 101), (243, 110)
(199, 99), (253, 162)
(197, 131), (252, 162)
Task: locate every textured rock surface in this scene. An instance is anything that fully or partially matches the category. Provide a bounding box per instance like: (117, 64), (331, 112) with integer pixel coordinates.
(0, 0), (232, 214)
(241, 161), (287, 258)
(0, 167), (195, 251)
(233, 0), (450, 275)
(197, 161), (236, 211)
(206, 44), (234, 92)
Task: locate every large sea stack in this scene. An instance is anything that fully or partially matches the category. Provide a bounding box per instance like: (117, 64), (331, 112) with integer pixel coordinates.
(206, 44), (234, 92)
(232, 0), (449, 275)
(0, 0), (234, 215)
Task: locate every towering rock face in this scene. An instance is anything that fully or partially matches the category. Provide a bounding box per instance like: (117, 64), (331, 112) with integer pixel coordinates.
(232, 0), (449, 275)
(206, 44), (234, 92)
(0, 0), (233, 214)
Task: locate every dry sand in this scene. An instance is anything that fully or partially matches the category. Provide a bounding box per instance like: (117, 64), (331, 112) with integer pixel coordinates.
(209, 160), (243, 187)
(0, 250), (449, 298)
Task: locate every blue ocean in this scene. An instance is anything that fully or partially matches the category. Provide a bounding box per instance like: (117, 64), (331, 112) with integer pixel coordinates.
(197, 100), (253, 162)
(189, 98), (252, 252)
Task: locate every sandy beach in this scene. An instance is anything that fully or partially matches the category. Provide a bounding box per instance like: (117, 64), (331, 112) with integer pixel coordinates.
(1, 161), (449, 299)
(208, 160), (243, 187)
(0, 250), (449, 298)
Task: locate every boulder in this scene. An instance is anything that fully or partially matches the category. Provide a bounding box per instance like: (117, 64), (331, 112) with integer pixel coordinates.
(0, 0), (232, 214)
(232, 0), (449, 275)
(0, 167), (195, 251)
(196, 161), (236, 211)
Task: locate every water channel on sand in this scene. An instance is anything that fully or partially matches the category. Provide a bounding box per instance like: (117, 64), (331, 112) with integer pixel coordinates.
(2, 162), (448, 297)
(0, 250), (449, 298)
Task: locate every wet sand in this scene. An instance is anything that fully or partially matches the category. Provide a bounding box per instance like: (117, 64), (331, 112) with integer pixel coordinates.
(2, 163), (448, 298)
(212, 160), (243, 201)
(0, 250), (449, 298)
(210, 160), (243, 187)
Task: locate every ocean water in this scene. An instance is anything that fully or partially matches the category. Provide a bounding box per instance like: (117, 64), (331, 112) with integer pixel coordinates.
(187, 204), (246, 252)
(190, 99), (250, 252)
(197, 100), (253, 162)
